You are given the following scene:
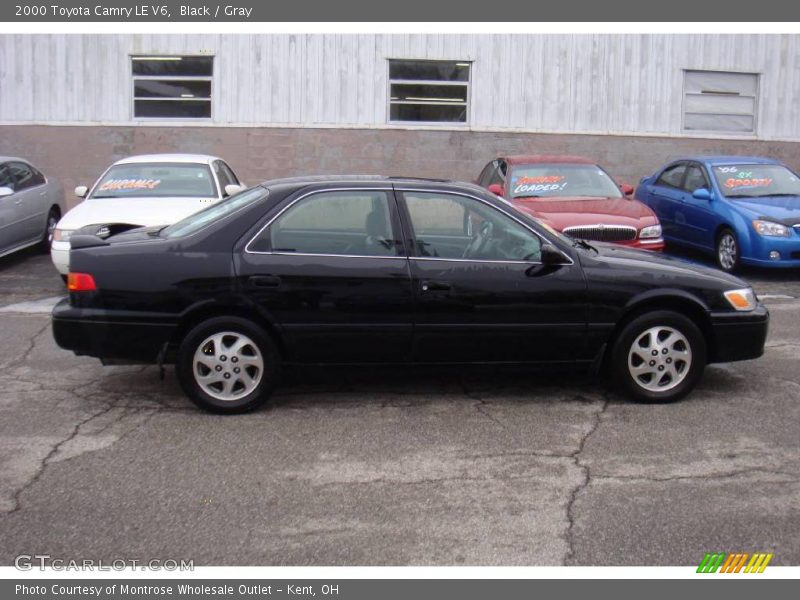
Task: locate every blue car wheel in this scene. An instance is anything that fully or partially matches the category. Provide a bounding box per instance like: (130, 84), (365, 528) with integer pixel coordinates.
(716, 228), (740, 273)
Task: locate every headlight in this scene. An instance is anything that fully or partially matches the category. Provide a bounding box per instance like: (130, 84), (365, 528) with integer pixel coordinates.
(752, 219), (789, 237)
(723, 288), (757, 311)
(639, 224), (662, 239)
(52, 228), (74, 242)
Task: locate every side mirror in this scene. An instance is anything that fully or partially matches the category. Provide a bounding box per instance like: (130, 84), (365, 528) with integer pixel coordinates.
(224, 183), (244, 197)
(74, 185), (88, 198)
(692, 188), (712, 200)
(487, 183), (504, 197)
(620, 183), (634, 196)
(0, 186), (14, 197)
(540, 243), (570, 266)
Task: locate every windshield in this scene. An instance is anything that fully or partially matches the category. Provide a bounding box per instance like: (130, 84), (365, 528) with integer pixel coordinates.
(712, 164), (800, 198)
(508, 164), (623, 199)
(161, 187), (267, 239)
(91, 163), (216, 199)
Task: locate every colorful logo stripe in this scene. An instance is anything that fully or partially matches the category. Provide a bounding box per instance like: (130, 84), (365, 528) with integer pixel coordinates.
(697, 552), (773, 573)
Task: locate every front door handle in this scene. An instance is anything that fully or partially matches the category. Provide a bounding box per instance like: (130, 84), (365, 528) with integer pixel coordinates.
(421, 280), (451, 292)
(248, 275), (281, 288)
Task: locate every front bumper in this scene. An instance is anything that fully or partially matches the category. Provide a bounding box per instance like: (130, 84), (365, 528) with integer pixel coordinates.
(708, 303), (769, 363)
(52, 299), (177, 364)
(50, 241), (70, 275)
(742, 234), (800, 268)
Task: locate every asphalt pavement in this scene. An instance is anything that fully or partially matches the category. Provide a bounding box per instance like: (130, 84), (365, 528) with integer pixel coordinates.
(0, 246), (798, 566)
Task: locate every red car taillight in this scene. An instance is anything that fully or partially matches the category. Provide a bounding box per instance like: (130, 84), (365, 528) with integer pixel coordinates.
(67, 272), (97, 292)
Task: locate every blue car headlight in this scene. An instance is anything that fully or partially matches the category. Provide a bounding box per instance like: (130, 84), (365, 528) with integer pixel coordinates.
(752, 219), (790, 237)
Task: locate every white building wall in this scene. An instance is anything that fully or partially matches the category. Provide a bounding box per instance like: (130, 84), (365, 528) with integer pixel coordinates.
(1, 33), (799, 140)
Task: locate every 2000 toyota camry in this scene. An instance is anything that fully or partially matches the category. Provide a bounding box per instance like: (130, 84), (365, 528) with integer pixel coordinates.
(52, 176), (769, 413)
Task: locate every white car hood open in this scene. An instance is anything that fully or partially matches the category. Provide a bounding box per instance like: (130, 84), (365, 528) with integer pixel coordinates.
(57, 197), (219, 230)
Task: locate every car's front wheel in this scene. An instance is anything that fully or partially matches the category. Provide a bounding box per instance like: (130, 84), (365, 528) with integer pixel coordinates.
(176, 317), (280, 414)
(611, 310), (706, 403)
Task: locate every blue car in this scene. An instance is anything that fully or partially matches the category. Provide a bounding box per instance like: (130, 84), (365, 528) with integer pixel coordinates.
(635, 156), (800, 272)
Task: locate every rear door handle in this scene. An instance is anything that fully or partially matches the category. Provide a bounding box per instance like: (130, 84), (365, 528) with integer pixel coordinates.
(421, 280), (451, 292)
(248, 275), (281, 288)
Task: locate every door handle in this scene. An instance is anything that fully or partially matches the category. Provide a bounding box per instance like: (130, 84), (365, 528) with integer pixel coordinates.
(421, 280), (451, 292)
(248, 275), (281, 288)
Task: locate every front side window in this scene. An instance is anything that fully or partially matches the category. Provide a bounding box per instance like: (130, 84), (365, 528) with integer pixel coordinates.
(712, 164), (800, 198)
(91, 163), (216, 199)
(683, 165), (709, 193)
(404, 191), (541, 262)
(683, 70), (758, 134)
(508, 164), (621, 199)
(255, 191), (398, 257)
(388, 59), (470, 124)
(132, 55), (213, 119)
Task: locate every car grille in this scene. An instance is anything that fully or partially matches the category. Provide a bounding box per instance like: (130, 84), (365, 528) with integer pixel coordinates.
(562, 225), (637, 242)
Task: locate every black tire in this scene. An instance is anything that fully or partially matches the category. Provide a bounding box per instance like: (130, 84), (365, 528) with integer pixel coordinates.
(611, 310), (706, 403)
(176, 316), (280, 414)
(715, 228), (740, 273)
(41, 206), (60, 251)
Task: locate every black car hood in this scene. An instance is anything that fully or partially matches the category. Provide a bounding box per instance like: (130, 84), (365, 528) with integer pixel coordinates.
(582, 242), (748, 288)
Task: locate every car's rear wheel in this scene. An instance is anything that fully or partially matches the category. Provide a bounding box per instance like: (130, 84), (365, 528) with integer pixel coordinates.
(176, 317), (280, 414)
(716, 228), (740, 273)
(611, 310), (706, 403)
(41, 206), (60, 251)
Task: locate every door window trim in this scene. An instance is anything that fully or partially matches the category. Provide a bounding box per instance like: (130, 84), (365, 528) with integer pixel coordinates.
(395, 187), (573, 266)
(244, 187), (406, 259)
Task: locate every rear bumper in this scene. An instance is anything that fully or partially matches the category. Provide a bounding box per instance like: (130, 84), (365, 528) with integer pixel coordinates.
(708, 303), (769, 363)
(52, 299), (176, 364)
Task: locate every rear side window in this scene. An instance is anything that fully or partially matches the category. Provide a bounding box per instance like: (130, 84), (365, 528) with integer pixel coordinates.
(0, 164), (13, 189)
(8, 162), (36, 191)
(656, 164), (686, 189)
(252, 190), (399, 257)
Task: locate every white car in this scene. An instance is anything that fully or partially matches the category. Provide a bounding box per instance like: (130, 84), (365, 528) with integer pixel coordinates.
(51, 154), (244, 276)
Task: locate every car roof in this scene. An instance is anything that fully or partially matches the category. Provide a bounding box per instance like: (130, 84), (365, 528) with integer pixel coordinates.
(0, 156), (33, 164)
(258, 174), (487, 195)
(503, 155), (596, 166)
(681, 155), (782, 166)
(113, 154), (221, 165)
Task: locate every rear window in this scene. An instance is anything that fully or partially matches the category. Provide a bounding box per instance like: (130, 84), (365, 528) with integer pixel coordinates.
(508, 164), (622, 199)
(712, 164), (800, 198)
(162, 187), (267, 239)
(91, 163), (216, 199)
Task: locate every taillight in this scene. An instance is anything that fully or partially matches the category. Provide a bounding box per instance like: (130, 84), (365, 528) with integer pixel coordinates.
(67, 272), (97, 292)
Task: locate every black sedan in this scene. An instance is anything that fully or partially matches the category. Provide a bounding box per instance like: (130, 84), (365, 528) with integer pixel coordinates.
(52, 176), (769, 413)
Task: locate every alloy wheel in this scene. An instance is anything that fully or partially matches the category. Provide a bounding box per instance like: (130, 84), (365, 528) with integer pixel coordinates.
(718, 233), (738, 271)
(192, 331), (264, 401)
(627, 326), (692, 392)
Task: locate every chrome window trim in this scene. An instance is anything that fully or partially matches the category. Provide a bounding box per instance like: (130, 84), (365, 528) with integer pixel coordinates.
(396, 187), (575, 266)
(244, 187), (396, 256)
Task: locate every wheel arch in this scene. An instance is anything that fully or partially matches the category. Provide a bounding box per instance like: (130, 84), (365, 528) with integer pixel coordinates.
(600, 291), (713, 373)
(171, 300), (287, 360)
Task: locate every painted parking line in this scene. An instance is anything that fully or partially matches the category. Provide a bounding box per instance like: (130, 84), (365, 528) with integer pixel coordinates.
(0, 296), (65, 314)
(758, 294), (796, 300)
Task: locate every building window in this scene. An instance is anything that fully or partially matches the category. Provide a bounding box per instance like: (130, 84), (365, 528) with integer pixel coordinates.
(388, 59), (470, 124)
(682, 70), (759, 134)
(132, 55), (213, 119)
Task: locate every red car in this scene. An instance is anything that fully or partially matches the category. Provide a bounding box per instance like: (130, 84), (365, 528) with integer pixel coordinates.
(476, 155), (664, 250)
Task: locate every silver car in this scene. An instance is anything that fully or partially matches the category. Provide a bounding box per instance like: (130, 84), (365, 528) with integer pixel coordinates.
(0, 157), (65, 258)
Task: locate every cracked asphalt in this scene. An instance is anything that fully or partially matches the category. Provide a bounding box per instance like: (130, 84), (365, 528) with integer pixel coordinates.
(0, 246), (798, 566)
